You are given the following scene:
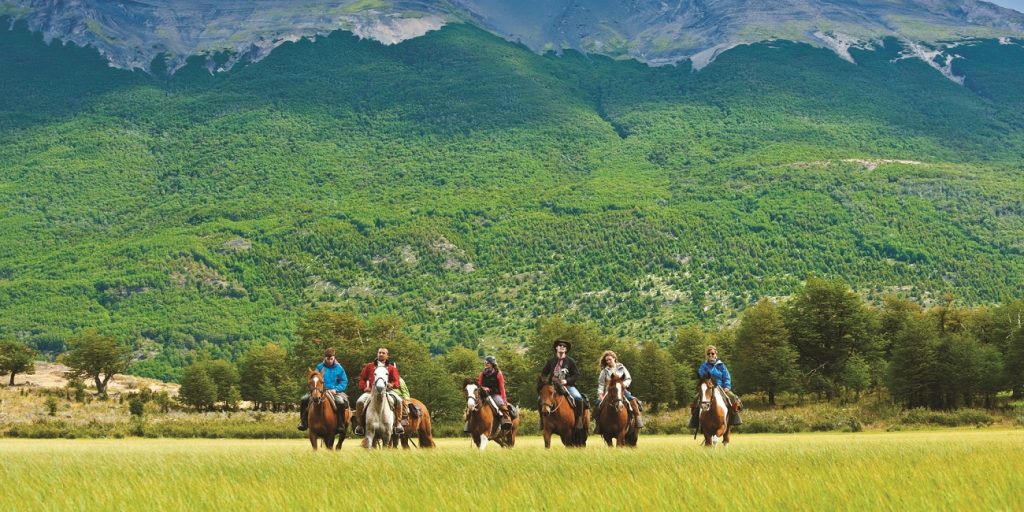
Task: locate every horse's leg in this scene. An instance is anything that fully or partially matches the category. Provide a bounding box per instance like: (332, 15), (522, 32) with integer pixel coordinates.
(472, 433), (482, 448)
(325, 434), (335, 450)
(542, 426), (552, 449)
(309, 433), (318, 451)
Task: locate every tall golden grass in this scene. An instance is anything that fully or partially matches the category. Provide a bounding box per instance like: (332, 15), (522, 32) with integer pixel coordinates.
(1, 431), (1020, 511)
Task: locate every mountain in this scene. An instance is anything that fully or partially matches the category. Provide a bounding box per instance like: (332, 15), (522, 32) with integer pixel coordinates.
(1, 6), (1023, 379)
(3, 0), (1024, 76)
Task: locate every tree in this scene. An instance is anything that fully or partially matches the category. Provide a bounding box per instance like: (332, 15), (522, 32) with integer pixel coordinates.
(633, 341), (675, 412)
(887, 315), (940, 409)
(63, 329), (132, 396)
(179, 364), (218, 411)
(782, 276), (878, 399)
(0, 340), (36, 386)
(239, 343), (291, 410)
(732, 300), (799, 405)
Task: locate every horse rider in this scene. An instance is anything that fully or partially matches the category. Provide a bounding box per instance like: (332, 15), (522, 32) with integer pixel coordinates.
(688, 344), (742, 429)
(298, 347), (348, 432)
(466, 355), (515, 432)
(353, 347), (405, 436)
(540, 339), (587, 429)
(597, 350), (644, 429)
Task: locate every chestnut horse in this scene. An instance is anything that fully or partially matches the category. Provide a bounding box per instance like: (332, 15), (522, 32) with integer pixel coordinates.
(698, 375), (730, 448)
(537, 376), (588, 448)
(390, 397), (437, 449)
(306, 368), (351, 450)
(596, 372), (636, 447)
(464, 380), (518, 450)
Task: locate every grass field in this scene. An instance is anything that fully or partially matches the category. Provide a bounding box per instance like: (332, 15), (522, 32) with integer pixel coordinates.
(1, 431), (1021, 511)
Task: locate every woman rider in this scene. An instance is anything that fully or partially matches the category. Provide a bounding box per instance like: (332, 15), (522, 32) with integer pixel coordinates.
(597, 350), (644, 429)
(688, 345), (742, 428)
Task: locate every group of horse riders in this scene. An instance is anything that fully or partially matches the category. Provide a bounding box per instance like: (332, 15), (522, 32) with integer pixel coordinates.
(299, 346), (409, 436)
(299, 340), (742, 437)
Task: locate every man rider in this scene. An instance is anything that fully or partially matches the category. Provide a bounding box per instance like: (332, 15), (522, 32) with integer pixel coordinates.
(353, 347), (405, 436)
(298, 347), (348, 432)
(540, 339), (586, 429)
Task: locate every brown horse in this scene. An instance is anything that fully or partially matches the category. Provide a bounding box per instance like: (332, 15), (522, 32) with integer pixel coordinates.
(597, 372), (636, 447)
(698, 375), (730, 448)
(390, 397), (436, 449)
(306, 368), (351, 450)
(463, 380), (519, 450)
(537, 376), (588, 448)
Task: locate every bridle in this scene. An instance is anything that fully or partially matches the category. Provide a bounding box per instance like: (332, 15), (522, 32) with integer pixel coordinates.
(309, 374), (325, 406)
(607, 379), (625, 411)
(699, 379), (719, 413)
(538, 380), (562, 416)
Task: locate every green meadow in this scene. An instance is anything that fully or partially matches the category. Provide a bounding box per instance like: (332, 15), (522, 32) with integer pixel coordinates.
(1, 431), (1020, 511)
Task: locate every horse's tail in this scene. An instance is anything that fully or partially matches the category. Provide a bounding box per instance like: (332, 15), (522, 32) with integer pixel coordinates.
(417, 409), (436, 448)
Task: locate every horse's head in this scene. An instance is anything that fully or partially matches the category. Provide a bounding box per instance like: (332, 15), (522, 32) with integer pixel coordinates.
(308, 368), (325, 404)
(464, 380), (482, 411)
(606, 372), (625, 411)
(373, 365), (390, 394)
(537, 375), (560, 417)
(699, 376), (716, 412)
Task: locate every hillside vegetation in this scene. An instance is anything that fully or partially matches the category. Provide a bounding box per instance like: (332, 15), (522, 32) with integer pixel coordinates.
(1, 20), (1023, 375)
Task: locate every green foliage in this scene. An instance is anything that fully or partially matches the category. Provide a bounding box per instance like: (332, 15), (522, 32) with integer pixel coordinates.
(0, 339), (36, 386)
(783, 277), (880, 398)
(1, 22), (1022, 376)
(732, 299), (799, 404)
(238, 344), (291, 409)
(632, 341), (675, 411)
(178, 365), (218, 411)
(62, 329), (132, 396)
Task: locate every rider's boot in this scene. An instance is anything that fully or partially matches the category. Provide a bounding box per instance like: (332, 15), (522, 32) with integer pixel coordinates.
(499, 405), (513, 430)
(574, 400), (584, 430)
(630, 399), (645, 429)
(394, 399), (406, 435)
(353, 401), (366, 436)
(688, 405), (699, 429)
(729, 409), (743, 426)
(297, 397), (309, 431)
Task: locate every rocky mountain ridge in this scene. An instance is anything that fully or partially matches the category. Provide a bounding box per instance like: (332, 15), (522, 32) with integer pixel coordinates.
(3, 0), (1024, 79)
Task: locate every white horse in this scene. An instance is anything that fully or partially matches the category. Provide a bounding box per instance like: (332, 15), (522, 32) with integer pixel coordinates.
(364, 365), (396, 448)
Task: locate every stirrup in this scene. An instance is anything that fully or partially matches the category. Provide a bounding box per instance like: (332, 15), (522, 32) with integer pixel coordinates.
(394, 424), (405, 434)
(354, 425), (365, 436)
(297, 423), (307, 431)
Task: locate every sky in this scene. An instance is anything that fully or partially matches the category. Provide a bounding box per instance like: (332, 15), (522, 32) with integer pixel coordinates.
(989, 0), (1024, 13)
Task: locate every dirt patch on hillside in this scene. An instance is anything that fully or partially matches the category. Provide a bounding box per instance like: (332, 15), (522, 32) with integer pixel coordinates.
(12, 362), (179, 396)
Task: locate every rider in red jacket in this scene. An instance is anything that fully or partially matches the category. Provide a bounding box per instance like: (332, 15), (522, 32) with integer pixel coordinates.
(352, 347), (405, 436)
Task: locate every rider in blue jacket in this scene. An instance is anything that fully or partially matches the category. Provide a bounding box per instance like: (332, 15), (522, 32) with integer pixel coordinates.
(298, 347), (349, 431)
(688, 345), (742, 429)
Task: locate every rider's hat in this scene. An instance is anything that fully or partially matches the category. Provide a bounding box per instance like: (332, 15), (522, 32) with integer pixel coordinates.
(552, 339), (572, 351)
(484, 355), (497, 365)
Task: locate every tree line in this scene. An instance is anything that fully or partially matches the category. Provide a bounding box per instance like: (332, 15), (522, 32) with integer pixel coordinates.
(3, 276), (1021, 419)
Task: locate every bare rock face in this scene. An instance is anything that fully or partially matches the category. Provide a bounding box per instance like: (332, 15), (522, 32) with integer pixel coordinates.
(3, 0), (1023, 74)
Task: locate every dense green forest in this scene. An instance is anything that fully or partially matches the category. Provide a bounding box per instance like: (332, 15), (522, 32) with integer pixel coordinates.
(1, 20), (1023, 380)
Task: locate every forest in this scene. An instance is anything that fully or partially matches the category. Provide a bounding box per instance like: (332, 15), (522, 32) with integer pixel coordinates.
(1, 19), (1023, 389)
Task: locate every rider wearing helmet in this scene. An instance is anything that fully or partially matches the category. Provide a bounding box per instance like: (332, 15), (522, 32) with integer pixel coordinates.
(479, 355), (514, 429)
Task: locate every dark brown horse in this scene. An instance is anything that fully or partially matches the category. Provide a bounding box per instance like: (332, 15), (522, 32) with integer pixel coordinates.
(698, 375), (730, 448)
(596, 372), (636, 447)
(537, 376), (588, 448)
(390, 397), (436, 449)
(306, 368), (351, 450)
(464, 380), (519, 450)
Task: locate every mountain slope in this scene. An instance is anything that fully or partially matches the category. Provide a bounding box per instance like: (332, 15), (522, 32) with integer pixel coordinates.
(1, 20), (1023, 378)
